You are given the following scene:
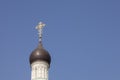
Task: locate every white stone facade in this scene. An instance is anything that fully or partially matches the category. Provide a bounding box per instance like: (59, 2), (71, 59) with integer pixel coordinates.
(31, 61), (49, 80)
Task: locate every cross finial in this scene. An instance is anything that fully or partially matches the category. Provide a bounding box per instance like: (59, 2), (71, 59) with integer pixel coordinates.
(36, 22), (45, 30)
(36, 22), (46, 43)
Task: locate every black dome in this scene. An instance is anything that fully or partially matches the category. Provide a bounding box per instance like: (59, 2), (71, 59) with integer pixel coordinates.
(29, 43), (51, 65)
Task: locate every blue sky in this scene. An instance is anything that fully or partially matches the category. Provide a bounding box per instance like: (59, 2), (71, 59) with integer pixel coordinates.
(0, 0), (120, 80)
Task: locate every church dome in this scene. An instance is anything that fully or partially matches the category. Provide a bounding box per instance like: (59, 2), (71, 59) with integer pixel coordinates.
(29, 43), (51, 65)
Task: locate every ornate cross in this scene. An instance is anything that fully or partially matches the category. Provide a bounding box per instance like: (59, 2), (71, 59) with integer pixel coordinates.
(36, 22), (46, 42)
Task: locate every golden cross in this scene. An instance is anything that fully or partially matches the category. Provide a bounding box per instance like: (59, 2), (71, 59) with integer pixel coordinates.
(35, 22), (46, 42)
(36, 22), (45, 30)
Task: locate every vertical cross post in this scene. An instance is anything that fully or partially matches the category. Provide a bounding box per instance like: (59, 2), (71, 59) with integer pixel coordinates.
(36, 22), (45, 43)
